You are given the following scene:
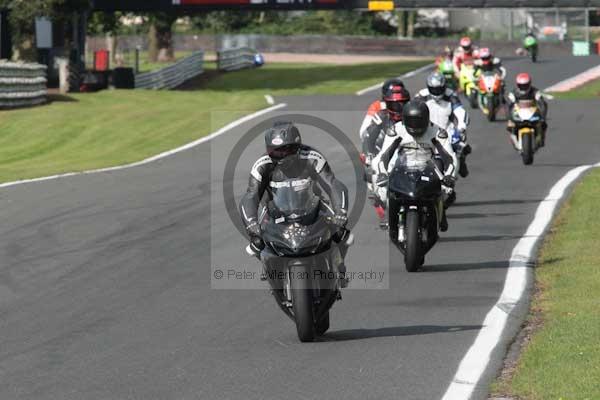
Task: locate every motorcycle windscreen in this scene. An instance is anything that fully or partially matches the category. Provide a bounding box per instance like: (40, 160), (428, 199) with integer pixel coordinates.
(270, 179), (320, 221)
(389, 150), (441, 198)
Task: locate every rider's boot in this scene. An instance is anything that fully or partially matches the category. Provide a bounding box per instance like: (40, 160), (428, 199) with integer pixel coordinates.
(440, 210), (449, 232)
(338, 263), (349, 288)
(459, 143), (471, 178)
(540, 122), (547, 147)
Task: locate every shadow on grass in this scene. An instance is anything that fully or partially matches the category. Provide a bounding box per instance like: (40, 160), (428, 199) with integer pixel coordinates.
(48, 94), (78, 103)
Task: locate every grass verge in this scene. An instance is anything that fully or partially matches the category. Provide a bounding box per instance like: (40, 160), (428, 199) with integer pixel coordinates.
(551, 78), (600, 99)
(491, 168), (600, 399)
(0, 60), (429, 183)
(201, 60), (430, 96)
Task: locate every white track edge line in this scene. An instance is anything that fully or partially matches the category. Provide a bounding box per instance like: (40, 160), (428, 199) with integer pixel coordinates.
(544, 63), (600, 93)
(0, 103), (287, 189)
(440, 162), (600, 400)
(355, 63), (436, 96)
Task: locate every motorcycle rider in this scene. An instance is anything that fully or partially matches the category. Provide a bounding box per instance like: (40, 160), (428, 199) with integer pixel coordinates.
(453, 36), (479, 77)
(239, 121), (351, 285)
(359, 78), (406, 141)
(436, 46), (454, 66)
(474, 47), (507, 99)
(375, 101), (457, 234)
(361, 84), (411, 225)
(506, 73), (548, 147)
(415, 71), (471, 178)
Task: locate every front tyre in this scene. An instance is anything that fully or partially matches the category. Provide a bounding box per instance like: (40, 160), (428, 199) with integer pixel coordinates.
(315, 311), (330, 335)
(487, 101), (496, 122)
(521, 133), (534, 165)
(404, 209), (421, 273)
(290, 268), (315, 342)
(469, 90), (478, 109)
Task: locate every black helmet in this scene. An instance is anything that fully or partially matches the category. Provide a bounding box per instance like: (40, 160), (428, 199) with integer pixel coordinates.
(265, 121), (301, 161)
(382, 78), (405, 100)
(402, 101), (430, 138)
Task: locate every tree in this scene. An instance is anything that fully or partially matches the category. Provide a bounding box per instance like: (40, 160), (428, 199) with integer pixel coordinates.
(88, 11), (122, 65)
(3, 0), (90, 61)
(147, 12), (177, 62)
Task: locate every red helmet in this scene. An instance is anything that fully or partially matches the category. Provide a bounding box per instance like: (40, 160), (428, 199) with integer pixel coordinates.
(516, 73), (532, 94)
(479, 47), (492, 65)
(460, 36), (472, 52)
(383, 85), (411, 122)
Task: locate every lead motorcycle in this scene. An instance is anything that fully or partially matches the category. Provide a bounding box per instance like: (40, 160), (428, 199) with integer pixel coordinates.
(246, 183), (353, 342)
(384, 151), (445, 272)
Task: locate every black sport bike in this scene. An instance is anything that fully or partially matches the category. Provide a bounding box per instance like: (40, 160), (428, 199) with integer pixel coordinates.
(386, 155), (445, 272)
(247, 182), (352, 342)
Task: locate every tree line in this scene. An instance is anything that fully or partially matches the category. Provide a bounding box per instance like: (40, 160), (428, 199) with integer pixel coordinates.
(1, 2), (417, 62)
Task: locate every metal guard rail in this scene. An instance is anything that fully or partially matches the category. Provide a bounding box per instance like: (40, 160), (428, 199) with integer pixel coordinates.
(217, 47), (257, 72)
(135, 51), (204, 90)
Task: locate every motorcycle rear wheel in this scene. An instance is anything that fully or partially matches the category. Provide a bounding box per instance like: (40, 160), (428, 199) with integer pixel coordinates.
(404, 209), (421, 273)
(290, 268), (316, 342)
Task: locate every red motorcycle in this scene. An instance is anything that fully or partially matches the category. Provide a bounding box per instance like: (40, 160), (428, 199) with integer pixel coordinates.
(477, 71), (503, 122)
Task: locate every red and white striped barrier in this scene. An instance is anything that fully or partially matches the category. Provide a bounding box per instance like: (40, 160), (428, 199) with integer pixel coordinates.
(545, 64), (600, 92)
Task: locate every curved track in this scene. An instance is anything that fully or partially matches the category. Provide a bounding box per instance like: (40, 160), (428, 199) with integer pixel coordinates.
(1, 55), (600, 400)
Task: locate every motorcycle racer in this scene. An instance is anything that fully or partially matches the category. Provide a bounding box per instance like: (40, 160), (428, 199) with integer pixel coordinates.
(415, 72), (471, 178)
(474, 47), (507, 80)
(506, 73), (548, 147)
(239, 121), (350, 284)
(359, 78), (406, 141)
(361, 84), (411, 225)
(375, 101), (457, 233)
(453, 36), (479, 77)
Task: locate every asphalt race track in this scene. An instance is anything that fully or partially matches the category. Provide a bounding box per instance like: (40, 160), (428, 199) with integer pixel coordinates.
(1, 55), (600, 400)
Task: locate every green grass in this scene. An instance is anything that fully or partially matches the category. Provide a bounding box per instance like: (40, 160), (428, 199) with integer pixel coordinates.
(0, 60), (429, 183)
(492, 169), (600, 399)
(551, 78), (600, 99)
(0, 91), (263, 182)
(203, 60), (430, 96)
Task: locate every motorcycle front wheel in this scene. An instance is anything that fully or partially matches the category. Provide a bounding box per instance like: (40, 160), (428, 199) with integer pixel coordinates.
(290, 267), (315, 342)
(469, 90), (478, 109)
(521, 133), (534, 165)
(404, 209), (421, 273)
(315, 311), (330, 335)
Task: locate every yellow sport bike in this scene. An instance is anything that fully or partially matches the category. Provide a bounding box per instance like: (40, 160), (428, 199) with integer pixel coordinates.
(510, 99), (544, 165)
(459, 63), (478, 109)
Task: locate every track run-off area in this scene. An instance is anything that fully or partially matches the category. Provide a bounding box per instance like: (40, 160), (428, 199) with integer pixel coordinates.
(1, 55), (599, 400)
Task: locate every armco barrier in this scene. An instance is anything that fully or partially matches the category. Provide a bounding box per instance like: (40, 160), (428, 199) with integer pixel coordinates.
(0, 61), (47, 108)
(217, 47), (256, 72)
(135, 51), (204, 90)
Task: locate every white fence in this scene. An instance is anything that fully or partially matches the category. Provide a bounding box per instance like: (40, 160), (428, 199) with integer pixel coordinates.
(217, 47), (257, 72)
(135, 51), (204, 90)
(0, 61), (47, 108)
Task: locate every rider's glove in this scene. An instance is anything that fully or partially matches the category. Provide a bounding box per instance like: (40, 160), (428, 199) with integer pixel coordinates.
(331, 213), (348, 229)
(442, 175), (456, 188)
(246, 221), (262, 238)
(376, 173), (389, 187)
(249, 235), (265, 255)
